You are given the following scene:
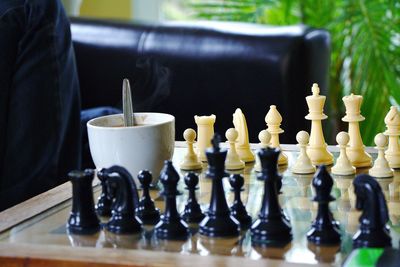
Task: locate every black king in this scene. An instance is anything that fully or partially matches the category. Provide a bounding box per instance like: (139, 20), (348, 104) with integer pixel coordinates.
(199, 134), (240, 237)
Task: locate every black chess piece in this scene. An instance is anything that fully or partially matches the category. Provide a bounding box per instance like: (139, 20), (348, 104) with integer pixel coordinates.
(102, 165), (142, 234)
(136, 170), (160, 225)
(199, 133), (240, 237)
(229, 174), (252, 229)
(307, 165), (341, 245)
(352, 174), (392, 248)
(251, 147), (292, 246)
(155, 161), (189, 240)
(182, 172), (205, 223)
(95, 169), (113, 216)
(67, 169), (101, 235)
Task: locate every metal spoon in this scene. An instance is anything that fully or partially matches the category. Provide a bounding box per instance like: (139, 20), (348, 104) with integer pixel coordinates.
(122, 78), (135, 127)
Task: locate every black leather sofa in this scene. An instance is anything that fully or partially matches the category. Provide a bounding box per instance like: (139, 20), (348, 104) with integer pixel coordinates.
(71, 18), (330, 145)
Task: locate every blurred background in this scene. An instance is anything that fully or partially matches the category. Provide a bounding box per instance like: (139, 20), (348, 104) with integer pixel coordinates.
(61, 0), (400, 146)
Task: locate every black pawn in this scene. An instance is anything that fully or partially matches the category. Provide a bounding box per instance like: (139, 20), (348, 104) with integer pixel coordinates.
(104, 166), (142, 234)
(251, 147), (292, 246)
(155, 161), (189, 240)
(352, 174), (392, 248)
(67, 169), (100, 235)
(199, 134), (240, 237)
(136, 170), (160, 224)
(182, 172), (205, 223)
(229, 174), (252, 229)
(95, 169), (112, 216)
(307, 165), (341, 245)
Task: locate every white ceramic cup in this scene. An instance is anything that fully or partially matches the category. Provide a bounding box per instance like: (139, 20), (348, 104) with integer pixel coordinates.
(87, 113), (175, 185)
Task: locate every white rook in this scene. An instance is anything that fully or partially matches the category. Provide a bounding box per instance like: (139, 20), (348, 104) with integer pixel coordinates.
(194, 114), (216, 162)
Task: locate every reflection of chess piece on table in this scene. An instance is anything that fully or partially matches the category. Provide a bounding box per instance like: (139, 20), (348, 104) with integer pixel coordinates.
(305, 83), (333, 166)
(369, 133), (394, 178)
(388, 199), (400, 226)
(254, 129), (271, 172)
(384, 106), (400, 168)
(152, 238), (187, 253)
(252, 242), (292, 259)
(292, 131), (315, 174)
(198, 235), (240, 256)
(68, 231), (100, 247)
(225, 128), (245, 170)
(194, 114), (216, 162)
(376, 177), (394, 200)
(233, 108), (255, 162)
(307, 243), (340, 263)
(180, 128), (203, 170)
(331, 131), (356, 175)
(352, 174), (392, 248)
(293, 173), (313, 200)
(265, 105), (288, 165)
(342, 94), (372, 167)
(334, 175), (353, 200)
(104, 231), (142, 249)
(67, 169), (101, 235)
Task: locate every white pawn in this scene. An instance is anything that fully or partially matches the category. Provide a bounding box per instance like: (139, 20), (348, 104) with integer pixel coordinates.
(331, 132), (356, 175)
(369, 133), (394, 178)
(180, 129), (202, 170)
(259, 129), (271, 148)
(292, 131), (315, 174)
(225, 128), (245, 170)
(254, 130), (271, 172)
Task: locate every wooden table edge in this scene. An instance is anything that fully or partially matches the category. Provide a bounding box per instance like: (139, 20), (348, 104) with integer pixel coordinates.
(0, 242), (323, 267)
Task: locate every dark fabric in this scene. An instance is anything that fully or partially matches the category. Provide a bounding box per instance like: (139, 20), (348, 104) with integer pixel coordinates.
(71, 19), (330, 144)
(0, 0), (81, 211)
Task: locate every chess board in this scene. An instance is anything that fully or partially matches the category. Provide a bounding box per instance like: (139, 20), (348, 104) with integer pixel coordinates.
(0, 144), (399, 266)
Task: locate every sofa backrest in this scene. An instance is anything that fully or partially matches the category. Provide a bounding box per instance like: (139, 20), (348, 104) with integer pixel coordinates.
(71, 18), (330, 143)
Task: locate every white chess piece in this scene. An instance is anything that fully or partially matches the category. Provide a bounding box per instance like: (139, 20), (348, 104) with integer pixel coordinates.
(331, 131), (356, 175)
(342, 94), (372, 167)
(225, 128), (245, 170)
(265, 105), (288, 165)
(384, 106), (400, 168)
(292, 131), (315, 174)
(369, 133), (393, 178)
(305, 83), (334, 165)
(180, 129), (202, 170)
(232, 108), (255, 162)
(194, 114), (216, 162)
(254, 130), (271, 172)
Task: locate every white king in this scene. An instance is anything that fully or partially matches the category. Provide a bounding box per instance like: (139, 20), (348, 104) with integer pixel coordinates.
(305, 83), (333, 165)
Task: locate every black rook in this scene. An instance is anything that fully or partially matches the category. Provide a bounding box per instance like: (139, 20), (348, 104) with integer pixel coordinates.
(67, 169), (100, 235)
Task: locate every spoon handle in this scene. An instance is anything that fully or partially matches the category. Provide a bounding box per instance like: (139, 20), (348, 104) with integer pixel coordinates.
(122, 78), (135, 127)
